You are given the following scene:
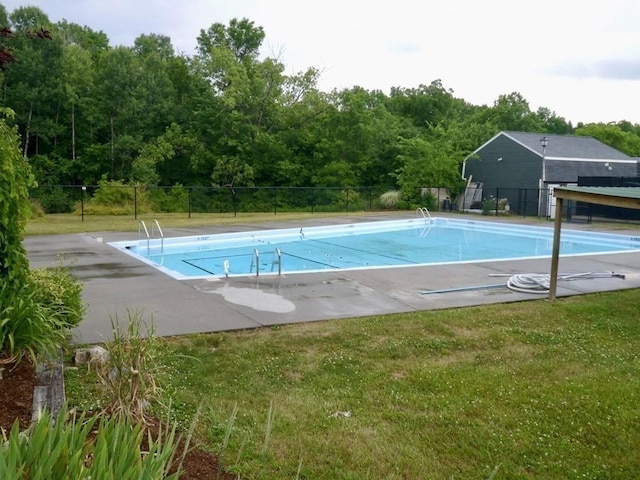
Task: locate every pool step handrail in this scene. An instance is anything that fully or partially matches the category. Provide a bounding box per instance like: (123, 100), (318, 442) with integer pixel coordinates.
(151, 219), (164, 254)
(138, 220), (150, 254)
(139, 219), (165, 255)
(250, 248), (260, 276)
(416, 207), (432, 224)
(271, 248), (282, 275)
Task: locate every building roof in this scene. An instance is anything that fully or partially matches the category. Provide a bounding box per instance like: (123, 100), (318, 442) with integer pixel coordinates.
(546, 160), (639, 183)
(553, 186), (640, 209)
(502, 131), (633, 161)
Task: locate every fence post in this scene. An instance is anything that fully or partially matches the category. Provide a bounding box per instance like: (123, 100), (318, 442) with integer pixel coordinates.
(188, 187), (192, 218)
(346, 189), (350, 212)
(232, 191), (238, 218)
(274, 188), (277, 215)
(134, 186), (137, 220)
(81, 186), (86, 221)
(495, 187), (499, 216)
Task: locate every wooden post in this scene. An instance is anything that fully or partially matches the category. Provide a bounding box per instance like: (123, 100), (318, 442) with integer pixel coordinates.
(548, 196), (564, 300)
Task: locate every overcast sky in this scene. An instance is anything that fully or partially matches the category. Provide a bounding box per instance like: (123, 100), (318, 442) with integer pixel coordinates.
(3, 0), (640, 125)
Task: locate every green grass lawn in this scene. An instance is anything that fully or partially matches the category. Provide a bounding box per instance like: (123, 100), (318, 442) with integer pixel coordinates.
(25, 211), (387, 236)
(65, 289), (640, 479)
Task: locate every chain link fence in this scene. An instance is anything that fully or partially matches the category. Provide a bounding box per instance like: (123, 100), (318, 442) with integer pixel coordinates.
(30, 184), (638, 223)
(31, 185), (396, 218)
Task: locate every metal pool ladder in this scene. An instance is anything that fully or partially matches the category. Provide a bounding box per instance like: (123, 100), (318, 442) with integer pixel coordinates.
(416, 207), (432, 223)
(250, 248), (283, 276)
(416, 207), (433, 238)
(138, 219), (165, 255)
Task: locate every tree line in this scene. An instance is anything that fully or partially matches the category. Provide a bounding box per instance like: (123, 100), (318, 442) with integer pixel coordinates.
(2, 3), (640, 212)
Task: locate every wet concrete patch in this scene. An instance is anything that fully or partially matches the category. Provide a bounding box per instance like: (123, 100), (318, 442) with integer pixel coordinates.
(69, 263), (149, 279)
(196, 283), (296, 313)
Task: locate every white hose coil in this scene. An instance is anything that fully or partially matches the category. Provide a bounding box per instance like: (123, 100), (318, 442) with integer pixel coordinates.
(506, 274), (551, 294)
(503, 272), (625, 294)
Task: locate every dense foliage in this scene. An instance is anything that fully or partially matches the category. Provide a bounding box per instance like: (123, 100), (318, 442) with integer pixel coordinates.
(29, 266), (85, 328)
(0, 54), (83, 362)
(1, 4), (639, 209)
(0, 109), (32, 289)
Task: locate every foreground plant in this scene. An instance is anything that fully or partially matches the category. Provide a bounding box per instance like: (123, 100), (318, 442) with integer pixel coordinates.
(29, 265), (85, 329)
(0, 282), (67, 364)
(0, 109), (33, 292)
(97, 310), (164, 423)
(0, 407), (182, 479)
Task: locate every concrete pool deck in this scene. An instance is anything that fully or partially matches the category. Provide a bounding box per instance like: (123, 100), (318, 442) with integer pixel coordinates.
(25, 212), (640, 344)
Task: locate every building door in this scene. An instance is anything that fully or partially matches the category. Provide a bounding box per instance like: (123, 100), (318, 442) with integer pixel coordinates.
(547, 185), (557, 218)
(547, 184), (574, 218)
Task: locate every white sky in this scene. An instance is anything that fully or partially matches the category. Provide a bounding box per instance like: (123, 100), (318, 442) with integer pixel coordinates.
(3, 0), (640, 125)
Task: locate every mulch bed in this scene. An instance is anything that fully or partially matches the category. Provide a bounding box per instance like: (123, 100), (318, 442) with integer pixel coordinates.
(0, 356), (235, 479)
(0, 356), (36, 432)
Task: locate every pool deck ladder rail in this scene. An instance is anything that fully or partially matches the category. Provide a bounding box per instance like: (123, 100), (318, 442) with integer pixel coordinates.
(249, 247), (282, 276)
(416, 206), (432, 223)
(138, 219), (164, 255)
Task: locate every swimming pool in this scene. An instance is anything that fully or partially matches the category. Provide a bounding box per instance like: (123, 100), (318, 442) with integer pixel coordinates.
(109, 217), (640, 279)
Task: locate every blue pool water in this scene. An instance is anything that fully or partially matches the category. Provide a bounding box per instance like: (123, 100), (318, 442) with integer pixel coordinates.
(109, 218), (640, 279)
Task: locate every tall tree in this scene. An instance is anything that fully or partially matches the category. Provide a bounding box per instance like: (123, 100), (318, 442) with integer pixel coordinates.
(393, 125), (464, 206)
(575, 123), (640, 157)
(490, 92), (542, 132)
(2, 6), (63, 157)
(93, 46), (140, 179)
(194, 18), (285, 188)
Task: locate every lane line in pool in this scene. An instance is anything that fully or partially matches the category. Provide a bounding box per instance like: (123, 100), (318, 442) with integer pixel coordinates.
(182, 259), (217, 275)
(283, 252), (340, 269)
(307, 239), (419, 264)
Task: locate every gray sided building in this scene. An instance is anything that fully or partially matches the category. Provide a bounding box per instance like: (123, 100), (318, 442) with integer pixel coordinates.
(461, 131), (639, 216)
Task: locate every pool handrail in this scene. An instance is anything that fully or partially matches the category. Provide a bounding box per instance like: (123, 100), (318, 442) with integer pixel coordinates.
(250, 248), (260, 276)
(138, 220), (150, 254)
(272, 248), (282, 275)
(151, 219), (164, 254)
(138, 219), (165, 255)
(416, 207), (432, 223)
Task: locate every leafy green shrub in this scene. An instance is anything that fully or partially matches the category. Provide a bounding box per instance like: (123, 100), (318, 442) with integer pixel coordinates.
(150, 184), (189, 212)
(379, 190), (401, 209)
(35, 186), (75, 213)
(338, 188), (360, 208)
(0, 282), (67, 363)
(29, 199), (45, 218)
(78, 177), (152, 215)
(29, 266), (85, 329)
(0, 407), (182, 479)
(481, 197), (496, 215)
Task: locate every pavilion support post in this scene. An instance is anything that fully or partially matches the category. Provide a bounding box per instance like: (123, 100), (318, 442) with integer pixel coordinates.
(548, 196), (564, 300)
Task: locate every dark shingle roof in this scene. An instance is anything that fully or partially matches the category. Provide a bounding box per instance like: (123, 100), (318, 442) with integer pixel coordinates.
(545, 159), (639, 183)
(502, 131), (633, 160)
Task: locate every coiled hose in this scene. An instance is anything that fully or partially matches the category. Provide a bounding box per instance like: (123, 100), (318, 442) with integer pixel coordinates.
(504, 272), (625, 294)
(506, 274), (551, 294)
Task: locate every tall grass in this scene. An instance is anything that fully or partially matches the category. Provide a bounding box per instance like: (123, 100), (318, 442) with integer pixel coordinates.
(97, 311), (164, 423)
